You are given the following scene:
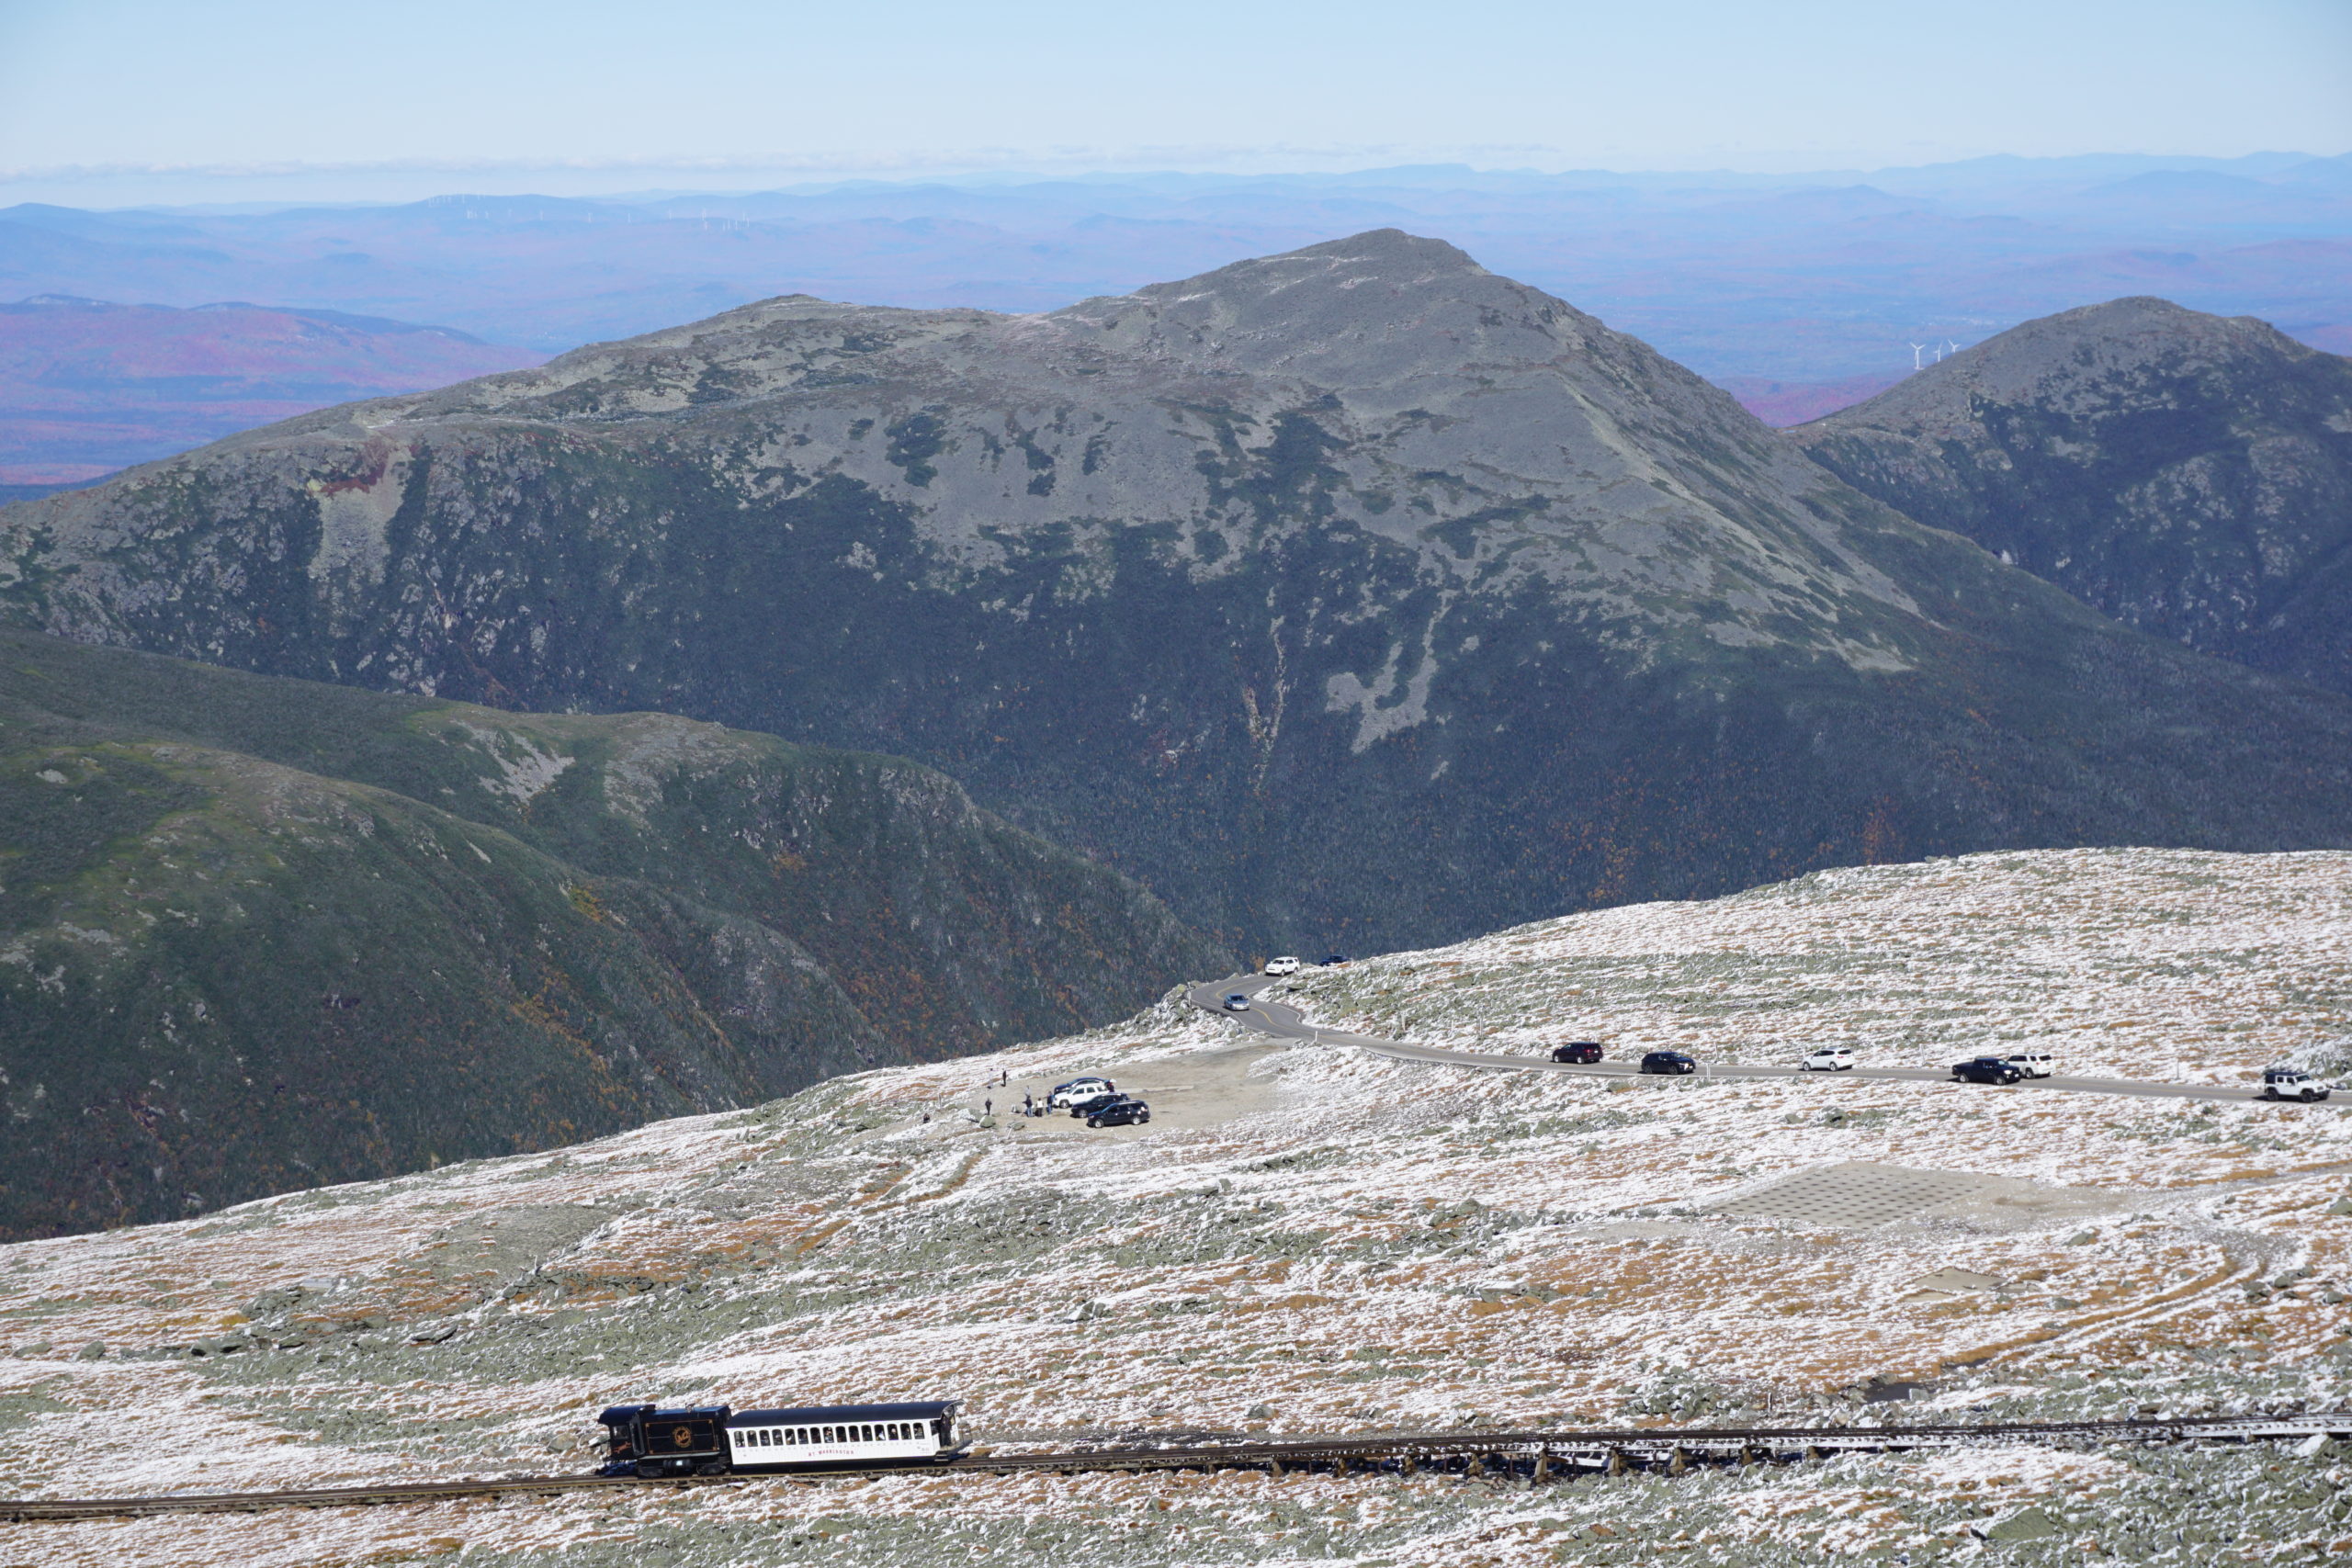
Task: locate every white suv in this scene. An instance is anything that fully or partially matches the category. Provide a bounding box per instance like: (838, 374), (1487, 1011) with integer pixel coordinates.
(2260, 1067), (2333, 1103)
(1046, 1077), (1116, 1109)
(1800, 1048), (1856, 1072)
(2005, 1053), (2056, 1078)
(1262, 956), (1303, 977)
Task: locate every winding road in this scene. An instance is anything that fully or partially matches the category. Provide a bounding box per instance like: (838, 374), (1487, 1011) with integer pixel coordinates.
(1188, 976), (2323, 1107)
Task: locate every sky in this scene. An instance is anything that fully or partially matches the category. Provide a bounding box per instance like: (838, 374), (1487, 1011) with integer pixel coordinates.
(2, 0), (2349, 205)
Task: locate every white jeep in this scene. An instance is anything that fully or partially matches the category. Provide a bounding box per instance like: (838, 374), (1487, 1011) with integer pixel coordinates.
(1262, 956), (1303, 977)
(2260, 1067), (2333, 1103)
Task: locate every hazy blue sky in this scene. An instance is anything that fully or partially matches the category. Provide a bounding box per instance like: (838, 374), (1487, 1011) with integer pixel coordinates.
(3, 0), (2348, 203)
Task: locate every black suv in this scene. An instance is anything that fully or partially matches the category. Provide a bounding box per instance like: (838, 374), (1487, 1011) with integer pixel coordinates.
(1951, 1056), (2024, 1086)
(1086, 1098), (1150, 1128)
(1551, 1042), (1603, 1064)
(1638, 1051), (1696, 1076)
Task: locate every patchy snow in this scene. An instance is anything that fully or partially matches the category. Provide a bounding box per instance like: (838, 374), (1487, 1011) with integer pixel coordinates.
(5, 848), (2350, 1564)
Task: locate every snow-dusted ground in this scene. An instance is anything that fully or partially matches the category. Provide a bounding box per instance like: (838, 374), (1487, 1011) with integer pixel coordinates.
(4, 848), (2349, 1565)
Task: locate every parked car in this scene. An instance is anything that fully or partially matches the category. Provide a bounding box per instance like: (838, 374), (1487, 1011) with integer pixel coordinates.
(2005, 1052), (2057, 1078)
(1951, 1056), (2024, 1086)
(1321, 954), (1351, 967)
(1046, 1077), (1116, 1109)
(1801, 1047), (1856, 1072)
(1262, 956), (1303, 976)
(1086, 1098), (1151, 1128)
(1065, 1088), (1124, 1116)
(1638, 1051), (1697, 1076)
(2259, 1067), (2333, 1103)
(1551, 1042), (1603, 1064)
(1223, 993), (1252, 1010)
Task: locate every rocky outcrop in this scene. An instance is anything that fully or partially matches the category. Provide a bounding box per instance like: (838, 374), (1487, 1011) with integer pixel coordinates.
(0, 630), (1226, 1239)
(7, 236), (2352, 952)
(1797, 297), (2352, 695)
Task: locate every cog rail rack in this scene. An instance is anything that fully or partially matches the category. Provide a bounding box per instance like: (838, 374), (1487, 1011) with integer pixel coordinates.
(7, 1411), (2347, 1524)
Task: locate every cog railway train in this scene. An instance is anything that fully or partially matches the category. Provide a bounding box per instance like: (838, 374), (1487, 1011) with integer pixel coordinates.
(598, 1399), (965, 1476)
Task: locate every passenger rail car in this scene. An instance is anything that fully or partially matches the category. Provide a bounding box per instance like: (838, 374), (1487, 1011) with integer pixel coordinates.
(599, 1400), (963, 1477)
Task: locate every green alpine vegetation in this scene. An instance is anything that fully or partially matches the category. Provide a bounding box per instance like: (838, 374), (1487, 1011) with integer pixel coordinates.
(0, 629), (1227, 1239)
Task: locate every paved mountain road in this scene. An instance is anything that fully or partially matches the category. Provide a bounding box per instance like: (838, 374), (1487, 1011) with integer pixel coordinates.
(1188, 976), (2321, 1107)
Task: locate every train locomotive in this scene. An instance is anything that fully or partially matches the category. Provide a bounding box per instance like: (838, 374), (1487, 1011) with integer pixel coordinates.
(598, 1399), (965, 1476)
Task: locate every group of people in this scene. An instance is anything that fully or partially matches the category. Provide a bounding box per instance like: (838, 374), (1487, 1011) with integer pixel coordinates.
(977, 1068), (1049, 1121)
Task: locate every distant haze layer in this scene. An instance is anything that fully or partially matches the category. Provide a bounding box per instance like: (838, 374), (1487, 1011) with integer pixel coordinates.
(0, 296), (543, 486)
(1, 155), (2345, 478)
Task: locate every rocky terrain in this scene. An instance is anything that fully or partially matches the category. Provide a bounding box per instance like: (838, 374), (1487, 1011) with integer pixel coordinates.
(0, 629), (1225, 1241)
(2, 847), (2347, 1565)
(1798, 298), (2352, 697)
(7, 232), (2352, 954)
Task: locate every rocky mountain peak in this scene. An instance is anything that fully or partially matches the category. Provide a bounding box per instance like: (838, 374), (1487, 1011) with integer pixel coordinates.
(1814, 296), (2334, 437)
(1047, 228), (1613, 394)
(10, 254), (2352, 955)
(1797, 294), (2352, 696)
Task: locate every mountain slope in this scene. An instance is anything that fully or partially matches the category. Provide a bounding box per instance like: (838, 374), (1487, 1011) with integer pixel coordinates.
(0, 629), (1226, 1240)
(2, 848), (2348, 1565)
(6, 231), (2352, 953)
(1795, 297), (2352, 696)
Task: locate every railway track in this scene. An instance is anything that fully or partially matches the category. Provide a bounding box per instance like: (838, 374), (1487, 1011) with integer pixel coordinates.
(9, 1412), (2347, 1523)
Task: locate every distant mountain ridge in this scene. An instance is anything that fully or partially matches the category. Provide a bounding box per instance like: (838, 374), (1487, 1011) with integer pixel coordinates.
(3, 152), (2344, 376)
(0, 630), (1226, 1240)
(1797, 297), (2352, 697)
(8, 231), (2352, 955)
(0, 293), (542, 483)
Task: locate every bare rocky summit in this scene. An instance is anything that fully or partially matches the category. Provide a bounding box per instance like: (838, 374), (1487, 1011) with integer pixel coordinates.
(1798, 297), (2352, 696)
(7, 234), (2352, 950)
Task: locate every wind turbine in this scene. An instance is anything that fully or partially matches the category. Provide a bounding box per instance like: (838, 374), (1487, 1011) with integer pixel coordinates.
(1909, 343), (1927, 370)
